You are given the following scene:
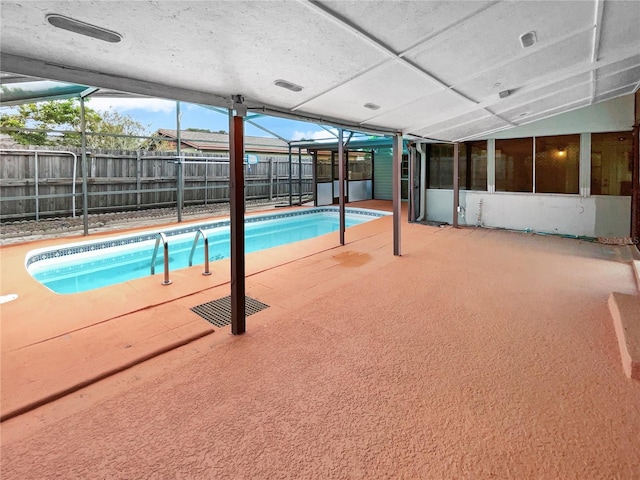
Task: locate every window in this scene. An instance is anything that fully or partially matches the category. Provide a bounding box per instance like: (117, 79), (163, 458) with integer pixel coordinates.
(535, 134), (580, 194)
(314, 151), (332, 182)
(495, 138), (533, 192)
(348, 151), (372, 181)
(428, 142), (488, 190)
(459, 141), (488, 191)
(591, 132), (633, 195)
(428, 144), (454, 189)
(401, 153), (409, 199)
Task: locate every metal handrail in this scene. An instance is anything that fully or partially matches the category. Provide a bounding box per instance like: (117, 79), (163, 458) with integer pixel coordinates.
(189, 228), (212, 276)
(150, 232), (172, 285)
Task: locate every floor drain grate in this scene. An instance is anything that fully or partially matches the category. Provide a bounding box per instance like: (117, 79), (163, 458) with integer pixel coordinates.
(190, 296), (270, 328)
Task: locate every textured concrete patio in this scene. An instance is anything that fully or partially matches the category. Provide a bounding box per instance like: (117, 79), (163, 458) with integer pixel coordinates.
(1, 200), (640, 478)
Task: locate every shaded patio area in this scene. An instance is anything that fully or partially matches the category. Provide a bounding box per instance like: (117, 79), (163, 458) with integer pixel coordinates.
(1, 201), (640, 478)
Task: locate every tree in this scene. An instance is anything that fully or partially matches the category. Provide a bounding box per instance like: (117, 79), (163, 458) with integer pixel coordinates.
(0, 99), (148, 149)
(90, 110), (149, 150)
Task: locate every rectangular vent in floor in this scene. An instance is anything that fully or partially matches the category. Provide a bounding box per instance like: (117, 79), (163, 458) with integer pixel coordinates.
(191, 296), (270, 328)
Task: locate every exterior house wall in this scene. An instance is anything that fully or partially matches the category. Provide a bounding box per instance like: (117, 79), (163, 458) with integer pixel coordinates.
(373, 149), (393, 200)
(422, 95), (635, 238)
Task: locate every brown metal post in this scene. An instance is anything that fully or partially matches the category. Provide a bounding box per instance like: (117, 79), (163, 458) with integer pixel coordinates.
(632, 90), (640, 244)
(453, 142), (460, 228)
(393, 133), (402, 256)
(80, 95), (89, 236)
(298, 147), (303, 205)
(229, 98), (246, 335)
(338, 128), (346, 245)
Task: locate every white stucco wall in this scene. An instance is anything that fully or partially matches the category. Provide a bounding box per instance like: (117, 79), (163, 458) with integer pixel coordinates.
(421, 95), (634, 238)
(490, 94), (634, 138)
(425, 190), (631, 237)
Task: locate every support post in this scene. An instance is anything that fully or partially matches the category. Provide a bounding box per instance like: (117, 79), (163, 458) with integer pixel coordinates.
(80, 96), (89, 236)
(632, 90), (640, 243)
(176, 101), (183, 222)
(453, 142), (460, 228)
(204, 161), (209, 205)
(312, 151), (317, 206)
(392, 133), (402, 256)
(408, 145), (415, 222)
(34, 151), (39, 221)
(338, 128), (346, 245)
(136, 150), (141, 209)
(632, 123), (639, 243)
(298, 147), (303, 205)
(288, 144), (293, 206)
(229, 96), (246, 335)
(268, 157), (274, 200)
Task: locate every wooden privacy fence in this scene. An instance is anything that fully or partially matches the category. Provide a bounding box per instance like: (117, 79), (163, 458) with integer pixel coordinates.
(0, 148), (314, 220)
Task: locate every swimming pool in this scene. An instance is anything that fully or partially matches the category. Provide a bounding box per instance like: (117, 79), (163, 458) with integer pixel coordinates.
(26, 207), (389, 294)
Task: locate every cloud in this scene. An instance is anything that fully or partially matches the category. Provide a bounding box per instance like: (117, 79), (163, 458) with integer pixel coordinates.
(291, 129), (339, 142)
(87, 97), (175, 114)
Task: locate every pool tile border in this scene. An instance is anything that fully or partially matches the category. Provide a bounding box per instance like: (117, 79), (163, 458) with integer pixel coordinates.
(25, 207), (389, 268)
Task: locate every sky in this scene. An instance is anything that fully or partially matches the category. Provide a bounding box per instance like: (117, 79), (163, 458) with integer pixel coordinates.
(85, 96), (341, 142)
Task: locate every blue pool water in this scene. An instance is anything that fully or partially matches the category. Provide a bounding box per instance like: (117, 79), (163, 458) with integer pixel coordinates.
(26, 208), (388, 294)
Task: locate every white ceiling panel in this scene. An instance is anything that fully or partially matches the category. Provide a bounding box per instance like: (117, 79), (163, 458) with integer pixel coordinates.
(514, 98), (591, 126)
(299, 62), (443, 123)
(316, 0), (496, 53)
(595, 85), (637, 104)
(596, 54), (640, 78)
(405, 1), (594, 87)
(596, 66), (640, 96)
(1, 1), (638, 140)
(597, 0), (640, 61)
(366, 90), (476, 131)
(490, 73), (592, 114)
(499, 84), (592, 123)
(456, 29), (594, 103)
(0, 1), (388, 109)
(430, 116), (511, 142)
(411, 110), (492, 138)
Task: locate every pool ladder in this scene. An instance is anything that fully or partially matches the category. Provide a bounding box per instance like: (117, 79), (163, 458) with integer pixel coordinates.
(150, 233), (172, 285)
(189, 228), (212, 276)
(150, 230), (211, 286)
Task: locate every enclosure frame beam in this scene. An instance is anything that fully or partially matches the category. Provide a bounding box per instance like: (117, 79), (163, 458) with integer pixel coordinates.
(176, 101), (183, 222)
(338, 128), (346, 245)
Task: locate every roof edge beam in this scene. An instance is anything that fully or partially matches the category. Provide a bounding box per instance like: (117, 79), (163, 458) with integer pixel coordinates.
(1, 53), (232, 109)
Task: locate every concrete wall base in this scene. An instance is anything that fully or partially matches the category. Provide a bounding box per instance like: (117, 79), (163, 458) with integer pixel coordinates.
(608, 292), (640, 380)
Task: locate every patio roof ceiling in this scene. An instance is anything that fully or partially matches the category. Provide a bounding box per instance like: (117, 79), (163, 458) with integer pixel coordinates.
(1, 1), (639, 142)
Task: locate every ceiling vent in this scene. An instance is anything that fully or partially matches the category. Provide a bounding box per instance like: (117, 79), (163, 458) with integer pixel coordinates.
(273, 79), (303, 92)
(363, 103), (381, 110)
(499, 90), (510, 98)
(46, 14), (122, 43)
(519, 31), (537, 48)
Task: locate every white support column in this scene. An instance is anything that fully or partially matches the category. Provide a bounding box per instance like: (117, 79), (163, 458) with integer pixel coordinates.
(580, 132), (591, 197)
(487, 138), (496, 193)
(453, 142), (460, 228)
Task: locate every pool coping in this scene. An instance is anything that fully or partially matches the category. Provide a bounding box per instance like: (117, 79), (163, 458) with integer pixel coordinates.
(25, 206), (391, 270)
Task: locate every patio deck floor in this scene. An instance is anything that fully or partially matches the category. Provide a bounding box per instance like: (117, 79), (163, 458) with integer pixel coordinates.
(1, 200), (640, 478)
